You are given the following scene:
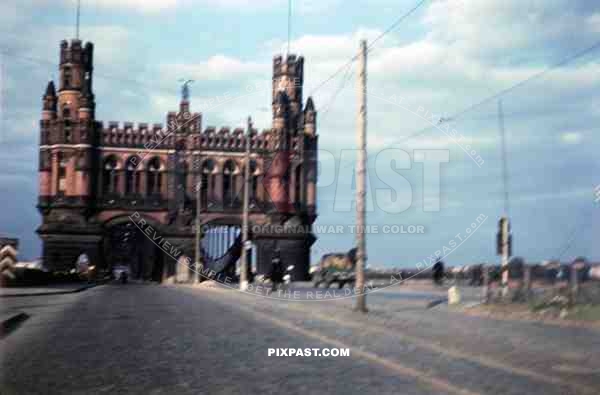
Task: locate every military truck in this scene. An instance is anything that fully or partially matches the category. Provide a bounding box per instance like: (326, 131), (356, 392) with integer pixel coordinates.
(312, 248), (357, 289)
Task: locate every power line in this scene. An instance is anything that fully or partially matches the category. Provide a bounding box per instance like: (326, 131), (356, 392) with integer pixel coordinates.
(1, 0), (429, 114)
(554, 206), (592, 261)
(308, 0), (428, 97)
(364, 0), (429, 53)
(388, 38), (600, 147)
(0, 48), (178, 97)
(319, 62), (354, 122)
(337, 37), (600, 171)
(337, 39), (600, 185)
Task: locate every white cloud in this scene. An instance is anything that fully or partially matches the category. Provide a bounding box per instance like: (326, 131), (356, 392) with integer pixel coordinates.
(87, 0), (339, 13)
(86, 0), (178, 13)
(266, 28), (385, 63)
(295, 0), (342, 14)
(560, 132), (583, 145)
(161, 55), (266, 81)
(0, 24), (131, 69)
(513, 187), (590, 204)
(276, 23), (597, 154)
(587, 13), (600, 32)
(86, 0), (284, 13)
(0, 1), (21, 26)
(423, 0), (600, 61)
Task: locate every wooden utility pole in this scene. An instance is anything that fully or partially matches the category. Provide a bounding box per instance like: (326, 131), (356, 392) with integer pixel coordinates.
(500, 216), (510, 297)
(498, 100), (511, 298)
(523, 264), (532, 302)
(354, 40), (368, 313)
(239, 116), (252, 291)
(569, 263), (579, 305)
(482, 266), (491, 304)
(195, 176), (202, 284)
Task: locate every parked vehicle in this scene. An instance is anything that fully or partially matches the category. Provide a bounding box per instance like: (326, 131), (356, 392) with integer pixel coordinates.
(313, 248), (357, 289)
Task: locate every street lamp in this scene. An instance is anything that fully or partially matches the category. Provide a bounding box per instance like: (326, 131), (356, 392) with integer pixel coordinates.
(195, 178), (202, 284)
(239, 116), (252, 291)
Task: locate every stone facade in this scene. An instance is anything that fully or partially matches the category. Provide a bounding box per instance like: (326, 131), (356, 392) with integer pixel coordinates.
(37, 39), (318, 281)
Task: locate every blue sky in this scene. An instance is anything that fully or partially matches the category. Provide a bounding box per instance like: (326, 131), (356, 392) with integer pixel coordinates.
(0, 0), (599, 267)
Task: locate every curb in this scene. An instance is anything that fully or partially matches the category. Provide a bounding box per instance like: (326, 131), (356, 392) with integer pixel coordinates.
(0, 279), (109, 298)
(453, 304), (600, 331)
(0, 312), (30, 338)
(426, 298), (448, 309)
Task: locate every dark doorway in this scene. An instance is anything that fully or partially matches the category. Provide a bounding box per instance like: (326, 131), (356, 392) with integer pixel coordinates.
(103, 221), (163, 281)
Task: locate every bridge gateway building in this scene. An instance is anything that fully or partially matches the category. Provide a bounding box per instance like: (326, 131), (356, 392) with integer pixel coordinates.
(37, 39), (318, 281)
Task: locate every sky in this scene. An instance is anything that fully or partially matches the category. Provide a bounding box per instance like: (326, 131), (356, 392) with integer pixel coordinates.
(0, 0), (599, 267)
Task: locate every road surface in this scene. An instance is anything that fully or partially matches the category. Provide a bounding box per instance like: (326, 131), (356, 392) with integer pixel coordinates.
(1, 283), (599, 394)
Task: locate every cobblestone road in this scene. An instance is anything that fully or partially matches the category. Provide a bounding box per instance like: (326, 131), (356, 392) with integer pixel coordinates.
(2, 283), (599, 394)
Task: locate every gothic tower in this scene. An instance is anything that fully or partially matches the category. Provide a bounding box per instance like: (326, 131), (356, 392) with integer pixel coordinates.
(38, 39), (98, 271)
(39, 39), (95, 200)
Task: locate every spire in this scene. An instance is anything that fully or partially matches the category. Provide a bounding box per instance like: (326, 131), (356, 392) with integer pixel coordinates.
(304, 96), (315, 112)
(43, 81), (57, 113)
(303, 96), (316, 135)
(45, 81), (56, 97)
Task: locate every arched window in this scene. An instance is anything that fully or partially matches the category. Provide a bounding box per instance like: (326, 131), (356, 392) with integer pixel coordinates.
(248, 159), (258, 201)
(147, 157), (162, 195)
(63, 105), (72, 143)
(57, 153), (68, 196)
(125, 156), (140, 195)
(102, 156), (118, 195)
(294, 164), (303, 205)
(222, 160), (237, 206)
(63, 67), (72, 89)
(175, 159), (188, 202)
(200, 159), (215, 207)
(64, 122), (72, 143)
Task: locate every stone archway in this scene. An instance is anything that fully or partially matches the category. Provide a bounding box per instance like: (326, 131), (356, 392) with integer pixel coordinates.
(102, 215), (166, 281)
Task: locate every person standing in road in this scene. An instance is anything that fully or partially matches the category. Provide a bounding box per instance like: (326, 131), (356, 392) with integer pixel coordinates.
(432, 259), (445, 286)
(270, 249), (284, 290)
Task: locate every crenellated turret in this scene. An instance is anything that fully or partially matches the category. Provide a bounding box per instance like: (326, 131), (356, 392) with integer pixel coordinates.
(57, 39), (94, 122)
(272, 54), (304, 130)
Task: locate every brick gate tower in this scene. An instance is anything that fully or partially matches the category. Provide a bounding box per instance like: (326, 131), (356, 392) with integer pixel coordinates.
(37, 39), (318, 282)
